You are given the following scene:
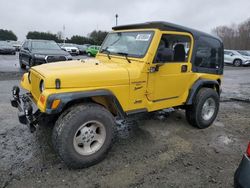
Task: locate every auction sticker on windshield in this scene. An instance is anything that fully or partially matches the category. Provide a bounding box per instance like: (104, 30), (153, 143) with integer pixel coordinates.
(135, 34), (151, 41)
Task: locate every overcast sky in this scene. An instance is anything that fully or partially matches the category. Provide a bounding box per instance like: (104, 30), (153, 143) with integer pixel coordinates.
(0, 0), (249, 41)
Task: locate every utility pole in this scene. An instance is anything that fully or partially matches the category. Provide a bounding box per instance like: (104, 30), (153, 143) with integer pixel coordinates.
(115, 14), (118, 26)
(63, 25), (65, 44)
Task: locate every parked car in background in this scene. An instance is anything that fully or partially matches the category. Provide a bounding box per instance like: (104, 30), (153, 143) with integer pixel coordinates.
(9, 41), (22, 51)
(19, 39), (72, 69)
(76, 44), (90, 55)
(237, 50), (250, 57)
(224, 50), (250, 66)
(61, 43), (79, 55)
(234, 142), (250, 188)
(86, 45), (100, 57)
(0, 41), (16, 55)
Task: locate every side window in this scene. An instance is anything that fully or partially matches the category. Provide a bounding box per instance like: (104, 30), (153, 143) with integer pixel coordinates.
(155, 34), (191, 63)
(194, 37), (222, 69)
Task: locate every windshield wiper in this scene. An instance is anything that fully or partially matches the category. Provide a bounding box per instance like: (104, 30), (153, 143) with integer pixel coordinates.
(100, 48), (111, 60)
(117, 52), (131, 63)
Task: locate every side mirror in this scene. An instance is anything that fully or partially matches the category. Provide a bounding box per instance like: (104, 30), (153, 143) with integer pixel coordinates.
(24, 47), (29, 51)
(230, 53), (234, 56)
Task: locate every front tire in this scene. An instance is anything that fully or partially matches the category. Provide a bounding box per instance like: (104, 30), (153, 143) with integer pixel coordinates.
(186, 88), (219, 129)
(233, 59), (242, 67)
(29, 58), (35, 67)
(19, 57), (26, 69)
(52, 103), (115, 168)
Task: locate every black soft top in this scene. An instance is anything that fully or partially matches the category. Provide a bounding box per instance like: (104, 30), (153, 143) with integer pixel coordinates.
(112, 21), (221, 42)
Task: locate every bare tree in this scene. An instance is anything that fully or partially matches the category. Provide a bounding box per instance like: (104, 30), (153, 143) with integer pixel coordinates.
(212, 18), (250, 50)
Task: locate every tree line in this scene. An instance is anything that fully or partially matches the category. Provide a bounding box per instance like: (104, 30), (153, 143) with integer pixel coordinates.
(0, 29), (18, 41)
(0, 29), (108, 45)
(26, 30), (108, 45)
(212, 17), (250, 50)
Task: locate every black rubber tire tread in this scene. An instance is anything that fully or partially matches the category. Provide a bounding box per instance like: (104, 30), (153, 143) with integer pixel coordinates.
(29, 58), (35, 67)
(52, 103), (115, 169)
(185, 88), (219, 129)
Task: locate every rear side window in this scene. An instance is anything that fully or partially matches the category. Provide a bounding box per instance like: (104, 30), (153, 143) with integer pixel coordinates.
(194, 37), (223, 69)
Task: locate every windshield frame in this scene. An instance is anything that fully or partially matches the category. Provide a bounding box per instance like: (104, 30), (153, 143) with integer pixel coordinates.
(99, 30), (155, 58)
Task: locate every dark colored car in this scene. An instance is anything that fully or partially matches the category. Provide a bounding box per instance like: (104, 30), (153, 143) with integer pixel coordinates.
(77, 44), (90, 55)
(19, 39), (72, 69)
(234, 142), (250, 188)
(0, 41), (16, 55)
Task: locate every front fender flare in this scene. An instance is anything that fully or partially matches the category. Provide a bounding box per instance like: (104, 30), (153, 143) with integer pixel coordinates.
(45, 89), (125, 117)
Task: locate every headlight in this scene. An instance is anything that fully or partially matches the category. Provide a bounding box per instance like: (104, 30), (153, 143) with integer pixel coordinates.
(39, 80), (44, 92)
(34, 54), (46, 59)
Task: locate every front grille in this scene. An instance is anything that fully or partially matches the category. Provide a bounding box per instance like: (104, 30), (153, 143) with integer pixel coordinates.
(46, 56), (66, 63)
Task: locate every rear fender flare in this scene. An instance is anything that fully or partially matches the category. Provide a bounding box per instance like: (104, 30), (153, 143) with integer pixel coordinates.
(186, 79), (220, 105)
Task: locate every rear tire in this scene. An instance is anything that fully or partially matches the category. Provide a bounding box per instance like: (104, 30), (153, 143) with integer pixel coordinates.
(52, 103), (115, 169)
(185, 88), (219, 129)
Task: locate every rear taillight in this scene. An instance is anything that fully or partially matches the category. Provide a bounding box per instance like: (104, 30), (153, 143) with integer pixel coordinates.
(247, 142), (250, 157)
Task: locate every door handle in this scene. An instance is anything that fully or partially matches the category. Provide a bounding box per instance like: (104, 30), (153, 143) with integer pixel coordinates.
(181, 65), (188, 72)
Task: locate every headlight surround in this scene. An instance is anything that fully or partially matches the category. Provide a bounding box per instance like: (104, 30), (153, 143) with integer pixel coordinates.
(39, 80), (44, 92)
(34, 54), (46, 59)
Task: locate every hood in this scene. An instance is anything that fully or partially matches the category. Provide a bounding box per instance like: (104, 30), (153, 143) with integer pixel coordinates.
(32, 49), (69, 56)
(31, 59), (129, 89)
(63, 46), (78, 50)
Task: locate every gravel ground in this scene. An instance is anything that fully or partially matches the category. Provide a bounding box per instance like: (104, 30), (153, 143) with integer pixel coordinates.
(0, 63), (250, 188)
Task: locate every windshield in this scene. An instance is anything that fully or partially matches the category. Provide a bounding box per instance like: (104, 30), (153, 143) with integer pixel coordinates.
(100, 31), (154, 57)
(32, 41), (60, 50)
(0, 41), (12, 47)
(238, 51), (250, 56)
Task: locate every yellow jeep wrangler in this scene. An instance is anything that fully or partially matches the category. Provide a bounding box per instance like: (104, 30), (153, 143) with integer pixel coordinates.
(11, 22), (224, 168)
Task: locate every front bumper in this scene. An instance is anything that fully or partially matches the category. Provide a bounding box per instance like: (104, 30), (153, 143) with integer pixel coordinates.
(243, 61), (250, 66)
(234, 154), (250, 188)
(10, 86), (40, 132)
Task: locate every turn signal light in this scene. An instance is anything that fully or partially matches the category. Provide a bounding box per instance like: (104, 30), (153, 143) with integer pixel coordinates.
(51, 99), (61, 109)
(39, 95), (45, 104)
(247, 142), (250, 157)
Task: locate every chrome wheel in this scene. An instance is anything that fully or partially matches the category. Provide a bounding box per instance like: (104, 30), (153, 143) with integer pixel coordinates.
(234, 60), (241, 67)
(73, 120), (106, 156)
(201, 98), (216, 121)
